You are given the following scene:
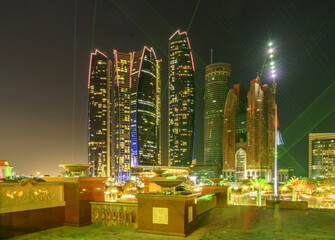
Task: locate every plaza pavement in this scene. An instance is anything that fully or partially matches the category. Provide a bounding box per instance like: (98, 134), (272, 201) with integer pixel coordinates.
(8, 206), (335, 240)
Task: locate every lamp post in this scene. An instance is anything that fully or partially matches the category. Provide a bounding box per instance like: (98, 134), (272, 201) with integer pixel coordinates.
(268, 42), (278, 197)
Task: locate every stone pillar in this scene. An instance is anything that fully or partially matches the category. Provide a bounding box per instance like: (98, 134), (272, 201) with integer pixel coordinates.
(44, 177), (107, 226)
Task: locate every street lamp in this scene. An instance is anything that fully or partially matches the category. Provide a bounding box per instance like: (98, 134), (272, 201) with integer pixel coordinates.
(268, 41), (278, 197)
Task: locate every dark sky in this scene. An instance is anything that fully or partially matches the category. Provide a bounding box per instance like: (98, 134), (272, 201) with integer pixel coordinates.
(1, 0), (335, 176)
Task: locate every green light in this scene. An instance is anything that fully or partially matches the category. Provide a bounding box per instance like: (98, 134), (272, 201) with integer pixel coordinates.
(166, 176), (177, 179)
(198, 193), (214, 200)
(271, 61), (275, 66)
(270, 54), (274, 58)
(269, 42), (273, 47)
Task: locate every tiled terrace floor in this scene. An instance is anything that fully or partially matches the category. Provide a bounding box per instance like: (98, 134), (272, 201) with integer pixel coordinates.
(8, 206), (335, 240)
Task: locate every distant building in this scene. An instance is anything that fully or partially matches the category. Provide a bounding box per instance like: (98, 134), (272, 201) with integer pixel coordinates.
(88, 50), (112, 177)
(131, 166), (189, 179)
(222, 76), (276, 182)
(204, 62), (231, 168)
(278, 168), (294, 184)
(168, 30), (195, 166)
(309, 133), (335, 178)
(0, 159), (13, 179)
(189, 163), (221, 179)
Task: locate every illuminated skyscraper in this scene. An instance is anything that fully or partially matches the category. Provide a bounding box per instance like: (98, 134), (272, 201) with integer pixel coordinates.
(309, 133), (335, 178)
(131, 47), (161, 166)
(223, 76), (276, 182)
(112, 50), (132, 181)
(88, 47), (161, 179)
(88, 50), (112, 177)
(168, 30), (195, 166)
(204, 63), (231, 168)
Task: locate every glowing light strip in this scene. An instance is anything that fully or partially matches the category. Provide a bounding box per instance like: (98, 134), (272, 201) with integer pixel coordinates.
(168, 30), (188, 41)
(169, 30), (180, 40)
(113, 49), (119, 87)
(186, 37), (191, 50)
(95, 49), (108, 58)
(186, 36), (195, 71)
(150, 47), (157, 59)
(190, 51), (195, 72)
(129, 52), (133, 88)
(87, 52), (94, 89)
(138, 46), (149, 78)
(87, 49), (109, 89)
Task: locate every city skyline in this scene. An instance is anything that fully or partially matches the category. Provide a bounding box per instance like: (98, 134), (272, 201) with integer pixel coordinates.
(1, 0), (335, 176)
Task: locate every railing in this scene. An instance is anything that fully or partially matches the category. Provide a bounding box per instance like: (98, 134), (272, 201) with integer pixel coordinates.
(91, 201), (138, 228)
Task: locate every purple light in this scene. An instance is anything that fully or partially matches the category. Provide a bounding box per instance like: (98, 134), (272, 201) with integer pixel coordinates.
(272, 74), (276, 78)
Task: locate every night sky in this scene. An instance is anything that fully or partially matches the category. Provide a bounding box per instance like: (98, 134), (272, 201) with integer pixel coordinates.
(1, 0), (335, 176)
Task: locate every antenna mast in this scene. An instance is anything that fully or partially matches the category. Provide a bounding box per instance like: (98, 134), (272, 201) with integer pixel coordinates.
(210, 48), (213, 64)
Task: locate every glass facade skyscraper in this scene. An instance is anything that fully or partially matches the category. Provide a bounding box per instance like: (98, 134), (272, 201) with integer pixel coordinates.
(204, 63), (231, 168)
(112, 50), (132, 181)
(309, 133), (335, 178)
(168, 30), (195, 166)
(88, 50), (112, 177)
(88, 47), (161, 180)
(131, 47), (161, 166)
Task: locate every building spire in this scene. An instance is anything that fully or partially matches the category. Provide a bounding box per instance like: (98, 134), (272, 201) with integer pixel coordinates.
(211, 48), (213, 64)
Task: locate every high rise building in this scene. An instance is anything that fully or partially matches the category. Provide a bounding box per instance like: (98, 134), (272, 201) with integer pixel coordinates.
(204, 63), (231, 168)
(88, 50), (112, 177)
(131, 47), (162, 167)
(309, 133), (335, 178)
(223, 76), (276, 182)
(168, 30), (195, 166)
(112, 50), (132, 181)
(88, 47), (161, 180)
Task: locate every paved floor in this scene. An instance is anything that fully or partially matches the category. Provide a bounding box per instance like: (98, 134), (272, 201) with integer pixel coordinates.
(8, 206), (335, 240)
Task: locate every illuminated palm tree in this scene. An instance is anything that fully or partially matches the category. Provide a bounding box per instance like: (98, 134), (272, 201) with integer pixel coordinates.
(303, 177), (318, 195)
(249, 178), (271, 206)
(321, 177), (335, 195)
(285, 177), (307, 201)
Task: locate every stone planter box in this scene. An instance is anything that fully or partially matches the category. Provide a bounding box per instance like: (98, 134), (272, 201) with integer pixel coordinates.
(266, 200), (308, 210)
(136, 193), (199, 237)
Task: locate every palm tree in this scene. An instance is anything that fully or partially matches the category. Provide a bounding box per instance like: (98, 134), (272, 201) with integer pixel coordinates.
(285, 177), (307, 201)
(320, 177), (335, 195)
(249, 178), (271, 206)
(302, 177), (317, 195)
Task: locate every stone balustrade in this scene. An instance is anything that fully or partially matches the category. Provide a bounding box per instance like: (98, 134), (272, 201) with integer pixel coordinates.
(90, 201), (138, 228)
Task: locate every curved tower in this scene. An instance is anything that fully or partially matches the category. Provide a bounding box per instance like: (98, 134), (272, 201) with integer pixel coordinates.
(204, 63), (231, 168)
(168, 30), (195, 166)
(131, 47), (161, 166)
(88, 50), (112, 177)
